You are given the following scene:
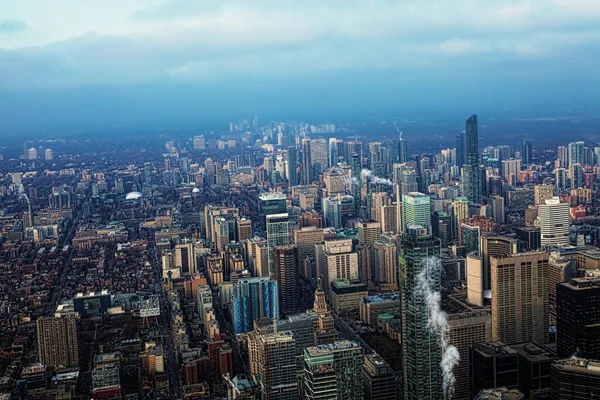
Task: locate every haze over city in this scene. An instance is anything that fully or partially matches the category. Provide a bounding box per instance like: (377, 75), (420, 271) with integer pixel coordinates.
(1, 2), (600, 400)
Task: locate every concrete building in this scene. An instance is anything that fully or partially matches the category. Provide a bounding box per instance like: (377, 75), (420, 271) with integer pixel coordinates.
(551, 357), (600, 399)
(402, 192), (431, 233)
(470, 342), (520, 398)
(361, 354), (397, 400)
(538, 198), (570, 247)
(448, 310), (493, 400)
(315, 239), (359, 300)
(556, 277), (600, 359)
(491, 252), (549, 345)
(303, 341), (363, 400)
(293, 227), (324, 280)
(273, 245), (299, 315)
(257, 331), (298, 400)
(329, 279), (368, 318)
(36, 315), (79, 368)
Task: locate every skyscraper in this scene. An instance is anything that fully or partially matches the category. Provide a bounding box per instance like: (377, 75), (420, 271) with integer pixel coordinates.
(456, 131), (466, 168)
(273, 245), (299, 315)
(556, 277), (600, 359)
(303, 341), (363, 400)
(175, 242), (197, 275)
(322, 196), (343, 229)
(463, 115), (482, 203)
(362, 354), (397, 400)
(310, 139), (328, 172)
(538, 197), (570, 247)
(328, 137), (339, 168)
(266, 213), (290, 277)
(287, 146), (298, 186)
(351, 152), (362, 204)
(522, 139), (533, 164)
(302, 139), (312, 185)
(568, 141), (584, 168)
(398, 135), (408, 164)
(400, 225), (443, 400)
(490, 252), (549, 345)
(232, 277), (279, 334)
(257, 331), (298, 400)
(402, 192), (431, 233)
(37, 315), (79, 368)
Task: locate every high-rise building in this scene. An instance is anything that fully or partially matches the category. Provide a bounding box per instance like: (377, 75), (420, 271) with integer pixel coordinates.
(490, 252), (549, 345)
(463, 115), (482, 203)
(538, 197), (570, 247)
(350, 153), (362, 203)
(44, 148), (53, 160)
(28, 147), (38, 160)
(362, 354), (397, 400)
(534, 184), (554, 206)
(322, 196), (343, 229)
(287, 146), (298, 186)
(316, 239), (359, 300)
(232, 277), (279, 334)
(456, 131), (466, 168)
(175, 242), (197, 275)
(193, 135), (206, 150)
(402, 192), (431, 233)
(502, 159), (522, 187)
(311, 139), (328, 172)
(313, 279), (338, 345)
(302, 139), (312, 185)
(398, 135), (408, 164)
(293, 227), (324, 280)
(369, 142), (382, 166)
(568, 141), (584, 168)
(257, 331), (298, 400)
(431, 211), (452, 245)
(400, 225), (443, 400)
(448, 310), (492, 400)
(37, 315), (79, 368)
(273, 245), (299, 315)
(373, 241), (397, 289)
(551, 357), (600, 399)
(380, 204), (398, 234)
(368, 192), (388, 225)
(556, 277), (600, 359)
(323, 168), (347, 196)
(461, 223), (480, 254)
(522, 139), (533, 164)
(266, 213), (290, 277)
(470, 342), (520, 398)
(303, 341), (363, 400)
(235, 217), (253, 243)
(491, 195), (505, 225)
(328, 137), (339, 168)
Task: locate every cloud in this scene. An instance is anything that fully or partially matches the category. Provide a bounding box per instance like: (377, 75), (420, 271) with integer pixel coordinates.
(0, 0), (599, 90)
(0, 19), (27, 34)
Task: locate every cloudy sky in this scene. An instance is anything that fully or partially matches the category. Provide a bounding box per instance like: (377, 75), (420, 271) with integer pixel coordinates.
(1, 0), (599, 132)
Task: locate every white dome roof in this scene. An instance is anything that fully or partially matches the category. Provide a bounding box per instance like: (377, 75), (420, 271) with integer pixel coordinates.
(125, 191), (143, 200)
(192, 188), (200, 193)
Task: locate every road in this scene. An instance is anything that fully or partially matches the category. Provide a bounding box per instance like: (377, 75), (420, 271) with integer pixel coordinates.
(148, 238), (183, 400)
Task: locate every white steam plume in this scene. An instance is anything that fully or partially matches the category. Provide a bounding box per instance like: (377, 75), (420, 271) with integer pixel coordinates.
(18, 187), (30, 205)
(360, 168), (393, 186)
(417, 257), (460, 400)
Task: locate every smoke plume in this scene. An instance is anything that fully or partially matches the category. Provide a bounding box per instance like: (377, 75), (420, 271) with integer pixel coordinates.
(416, 257), (460, 400)
(360, 168), (393, 186)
